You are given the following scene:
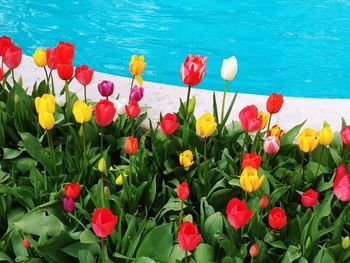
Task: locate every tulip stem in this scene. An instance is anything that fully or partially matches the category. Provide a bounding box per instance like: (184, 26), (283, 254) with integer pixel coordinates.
(49, 70), (55, 95)
(185, 250), (188, 263)
(266, 113), (272, 133)
(44, 66), (49, 89)
(184, 85), (192, 123)
(100, 128), (104, 156)
(344, 145), (349, 166)
(315, 145), (324, 178)
(129, 154), (132, 185)
(11, 69), (15, 84)
(101, 239), (105, 263)
(47, 131), (56, 176)
(204, 138), (207, 162)
(179, 199), (184, 223)
(220, 80), (229, 123)
(129, 75), (135, 102)
(82, 123), (86, 173)
(65, 80), (69, 107)
(84, 85), (87, 103)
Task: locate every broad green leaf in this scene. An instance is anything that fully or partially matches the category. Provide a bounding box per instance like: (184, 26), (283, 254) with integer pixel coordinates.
(194, 244), (215, 263)
(281, 245), (301, 263)
(80, 229), (100, 244)
(281, 120), (306, 145)
(203, 212), (223, 247)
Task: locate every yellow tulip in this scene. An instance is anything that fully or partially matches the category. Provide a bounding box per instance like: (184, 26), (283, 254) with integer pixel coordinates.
(179, 150), (194, 168)
(240, 166), (264, 193)
(115, 173), (128, 186)
(38, 111), (55, 130)
(129, 55), (146, 85)
(297, 128), (319, 153)
(35, 94), (55, 114)
(196, 112), (217, 137)
(72, 100), (92, 124)
(318, 125), (334, 146)
(98, 157), (106, 173)
(342, 236), (350, 249)
(268, 124), (284, 139)
(258, 111), (269, 130)
(33, 48), (47, 67)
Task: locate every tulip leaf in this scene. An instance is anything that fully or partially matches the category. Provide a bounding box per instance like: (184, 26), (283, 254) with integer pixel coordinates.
(80, 229), (100, 244)
(281, 245), (301, 263)
(194, 244), (215, 263)
(134, 257), (157, 263)
(167, 245), (186, 263)
(281, 120), (306, 145)
(203, 212), (223, 247)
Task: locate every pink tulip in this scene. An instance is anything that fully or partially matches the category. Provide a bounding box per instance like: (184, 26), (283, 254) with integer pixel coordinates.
(263, 136), (280, 154)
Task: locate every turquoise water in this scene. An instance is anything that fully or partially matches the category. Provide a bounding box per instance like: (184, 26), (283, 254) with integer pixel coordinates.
(1, 0), (350, 98)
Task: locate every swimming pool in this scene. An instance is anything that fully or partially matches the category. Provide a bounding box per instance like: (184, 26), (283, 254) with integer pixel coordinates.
(1, 0), (350, 98)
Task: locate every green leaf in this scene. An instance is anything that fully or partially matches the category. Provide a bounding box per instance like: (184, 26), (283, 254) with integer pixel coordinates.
(80, 229), (100, 244)
(134, 257), (157, 263)
(281, 245), (301, 263)
(0, 252), (15, 263)
(281, 120), (306, 145)
(78, 250), (95, 263)
(314, 248), (336, 263)
(203, 212), (223, 247)
(194, 244), (215, 263)
(168, 245), (186, 263)
(329, 147), (342, 166)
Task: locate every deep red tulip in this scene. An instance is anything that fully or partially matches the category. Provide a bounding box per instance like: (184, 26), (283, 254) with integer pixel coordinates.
(180, 54), (207, 86)
(0, 67), (3, 81)
(334, 164), (350, 201)
(57, 63), (74, 80)
(266, 93), (284, 114)
(63, 182), (80, 199)
(340, 126), (350, 145)
(268, 207), (287, 230)
(0, 36), (13, 57)
(242, 152), (261, 170)
(177, 182), (189, 201)
(63, 197), (75, 213)
(46, 47), (58, 70)
(56, 41), (74, 64)
(125, 100), (141, 118)
(301, 189), (318, 207)
(125, 136), (138, 155)
(260, 195), (269, 209)
(177, 221), (201, 251)
(22, 239), (30, 249)
(160, 113), (179, 135)
(98, 80), (114, 97)
(3, 45), (22, 69)
(239, 105), (262, 132)
(249, 243), (259, 257)
(92, 208), (118, 238)
(94, 99), (116, 126)
(129, 85), (144, 102)
(226, 198), (253, 229)
(75, 64), (94, 86)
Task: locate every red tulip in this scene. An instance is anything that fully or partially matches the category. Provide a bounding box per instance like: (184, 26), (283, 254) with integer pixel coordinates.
(63, 182), (80, 199)
(177, 182), (189, 201)
(268, 207), (287, 230)
(340, 126), (350, 145)
(22, 239), (30, 249)
(57, 63), (74, 80)
(160, 113), (179, 135)
(56, 41), (74, 64)
(177, 221), (201, 251)
(125, 136), (138, 155)
(239, 105), (262, 132)
(301, 189), (318, 207)
(260, 195), (269, 209)
(94, 99), (116, 126)
(0, 67), (3, 81)
(180, 54), (207, 86)
(46, 47), (58, 70)
(75, 64), (94, 86)
(0, 36), (13, 57)
(125, 100), (141, 118)
(266, 93), (284, 114)
(3, 45), (22, 69)
(333, 164), (350, 201)
(92, 208), (118, 238)
(242, 152), (261, 170)
(226, 198), (253, 229)
(249, 243), (259, 257)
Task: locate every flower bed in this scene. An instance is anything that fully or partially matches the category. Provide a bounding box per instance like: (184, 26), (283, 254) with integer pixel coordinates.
(0, 36), (350, 263)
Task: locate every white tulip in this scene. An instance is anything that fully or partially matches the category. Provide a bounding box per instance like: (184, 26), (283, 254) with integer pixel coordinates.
(221, 56), (238, 81)
(114, 98), (128, 119)
(55, 94), (66, 107)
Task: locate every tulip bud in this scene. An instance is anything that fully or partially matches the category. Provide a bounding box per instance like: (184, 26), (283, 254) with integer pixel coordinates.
(98, 157), (106, 173)
(340, 126), (350, 145)
(177, 182), (190, 201)
(98, 80), (114, 98)
(342, 236), (350, 249)
(187, 96), (196, 115)
(15, 94), (20, 104)
(79, 125), (84, 137)
(129, 85), (144, 102)
(305, 236), (311, 250)
(56, 94), (66, 107)
(115, 173), (128, 186)
(115, 98), (127, 116)
(33, 48), (47, 67)
(249, 243), (259, 257)
(104, 186), (110, 196)
(22, 239), (30, 249)
(63, 197), (75, 213)
(258, 111), (269, 130)
(260, 195), (269, 209)
(296, 204), (301, 212)
(221, 56), (238, 81)
(263, 136), (280, 154)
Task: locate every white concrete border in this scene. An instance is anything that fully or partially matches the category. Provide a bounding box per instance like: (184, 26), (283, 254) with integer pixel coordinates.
(16, 55), (350, 131)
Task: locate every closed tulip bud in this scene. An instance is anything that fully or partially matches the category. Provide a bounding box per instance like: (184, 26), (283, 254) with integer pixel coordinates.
(258, 111), (269, 130)
(72, 100), (92, 124)
(125, 136), (138, 155)
(296, 204), (301, 212)
(129, 55), (146, 85)
(35, 94), (55, 114)
(104, 186), (110, 196)
(22, 239), (30, 249)
(263, 136), (280, 154)
(249, 243), (259, 257)
(38, 112), (55, 130)
(305, 236), (311, 250)
(179, 150), (194, 168)
(57, 63), (74, 80)
(318, 125), (334, 146)
(301, 189), (318, 207)
(115, 173), (128, 186)
(98, 157), (106, 173)
(187, 96), (196, 115)
(180, 54), (207, 87)
(342, 236), (350, 249)
(340, 126), (350, 145)
(4, 45), (22, 69)
(129, 85), (144, 102)
(63, 197), (75, 213)
(75, 64), (94, 86)
(14, 94), (20, 104)
(240, 166), (264, 193)
(98, 80), (114, 98)
(196, 112), (217, 137)
(79, 125), (84, 137)
(56, 94), (66, 107)
(160, 113), (179, 135)
(297, 128), (319, 153)
(221, 56), (238, 81)
(125, 100), (141, 118)
(266, 93), (284, 114)
(33, 48), (47, 67)
(177, 182), (190, 201)
(260, 195), (269, 209)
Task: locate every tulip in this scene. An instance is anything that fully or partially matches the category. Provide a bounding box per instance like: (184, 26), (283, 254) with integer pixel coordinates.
(98, 157), (107, 173)
(179, 150), (194, 168)
(114, 98), (127, 116)
(240, 166), (264, 193)
(177, 182), (189, 201)
(239, 105), (262, 132)
(75, 64), (94, 86)
(260, 195), (269, 209)
(318, 125), (334, 146)
(297, 128), (319, 153)
(63, 197), (75, 213)
(342, 236), (350, 249)
(160, 113), (179, 135)
(177, 221), (201, 251)
(56, 41), (74, 64)
(46, 47), (58, 70)
(129, 55), (146, 85)
(22, 239), (30, 249)
(301, 189), (318, 207)
(92, 208), (118, 238)
(35, 94), (55, 114)
(38, 111), (55, 130)
(263, 136), (280, 154)
(0, 67), (4, 81)
(125, 136), (138, 155)
(64, 182), (80, 199)
(340, 126), (350, 145)
(98, 80), (114, 98)
(266, 93), (284, 114)
(129, 85), (144, 102)
(180, 54), (207, 87)
(242, 152), (261, 170)
(268, 124), (284, 140)
(249, 243), (259, 257)
(33, 48), (47, 67)
(115, 172), (128, 186)
(94, 99), (116, 126)
(56, 94), (66, 107)
(221, 56), (238, 81)
(333, 164), (350, 201)
(0, 36), (13, 57)
(57, 63), (73, 80)
(226, 198), (253, 229)
(187, 96), (196, 115)
(268, 207), (287, 230)
(125, 100), (141, 118)
(258, 111), (269, 130)
(72, 100), (92, 124)
(196, 112), (217, 137)
(3, 45), (22, 69)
